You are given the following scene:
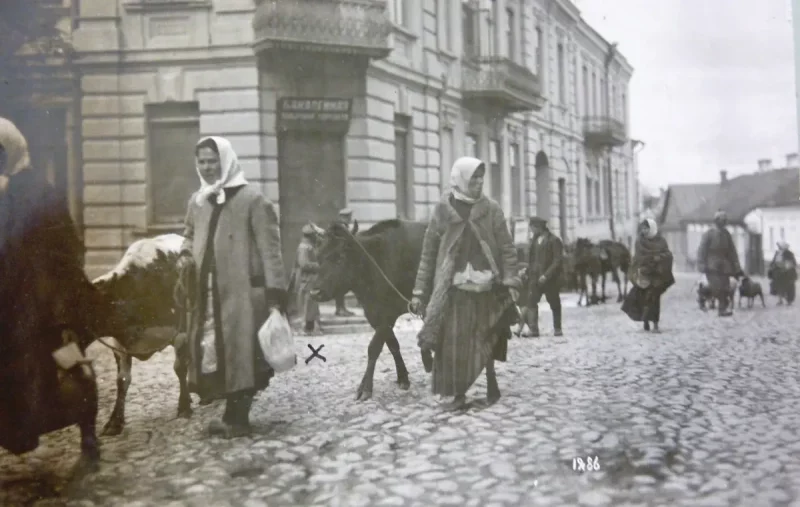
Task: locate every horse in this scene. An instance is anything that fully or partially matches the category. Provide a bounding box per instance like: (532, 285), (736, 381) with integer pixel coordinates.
(597, 239), (631, 302)
(311, 219), (433, 401)
(574, 238), (605, 306)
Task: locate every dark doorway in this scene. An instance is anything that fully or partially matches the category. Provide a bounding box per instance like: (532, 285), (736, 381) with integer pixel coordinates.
(747, 232), (764, 275)
(278, 131), (346, 274)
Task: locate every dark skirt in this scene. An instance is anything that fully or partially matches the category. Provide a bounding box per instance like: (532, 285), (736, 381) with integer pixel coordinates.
(621, 285), (663, 322)
(432, 287), (512, 397)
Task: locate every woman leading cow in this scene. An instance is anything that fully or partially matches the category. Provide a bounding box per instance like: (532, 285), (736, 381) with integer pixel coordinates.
(410, 156), (520, 411)
(176, 136), (288, 439)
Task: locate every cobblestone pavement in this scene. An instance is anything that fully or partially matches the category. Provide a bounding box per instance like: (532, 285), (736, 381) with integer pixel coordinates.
(3, 275), (800, 506)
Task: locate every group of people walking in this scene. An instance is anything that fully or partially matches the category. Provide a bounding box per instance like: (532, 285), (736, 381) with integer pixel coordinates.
(3, 117), (798, 447)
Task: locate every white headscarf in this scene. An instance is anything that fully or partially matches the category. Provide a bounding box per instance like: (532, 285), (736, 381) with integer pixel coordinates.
(194, 136), (248, 205)
(450, 156), (485, 204)
(642, 218), (658, 239)
(0, 117), (32, 195)
(777, 241), (789, 251)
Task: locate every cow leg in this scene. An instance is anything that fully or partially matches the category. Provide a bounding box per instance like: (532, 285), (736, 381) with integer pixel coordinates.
(384, 328), (410, 390)
(101, 351), (132, 436)
(174, 335), (192, 419)
(601, 273), (608, 302)
(590, 276), (599, 305)
(356, 328), (387, 401)
(612, 269), (624, 302)
(760, 292), (766, 307)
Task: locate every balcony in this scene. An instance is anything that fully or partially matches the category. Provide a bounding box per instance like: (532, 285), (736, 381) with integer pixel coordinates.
(252, 0), (392, 60)
(461, 56), (544, 114)
(583, 116), (627, 148)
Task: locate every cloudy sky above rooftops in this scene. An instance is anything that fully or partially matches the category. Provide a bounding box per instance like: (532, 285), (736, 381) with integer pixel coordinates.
(574, 0), (796, 191)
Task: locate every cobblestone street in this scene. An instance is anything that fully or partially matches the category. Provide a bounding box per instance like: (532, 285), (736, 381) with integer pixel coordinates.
(3, 275), (800, 506)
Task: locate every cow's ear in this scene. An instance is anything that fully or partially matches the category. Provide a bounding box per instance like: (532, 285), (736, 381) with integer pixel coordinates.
(352, 220), (359, 235)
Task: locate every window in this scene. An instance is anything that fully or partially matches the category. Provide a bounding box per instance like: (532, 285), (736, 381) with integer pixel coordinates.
(600, 78), (606, 114)
(585, 175), (593, 216)
(462, 1), (478, 59)
(466, 133), (479, 158)
(394, 114), (413, 219)
(486, 4), (495, 56)
(489, 139), (502, 203)
(506, 8), (516, 61)
(611, 85), (616, 118)
(510, 142), (521, 216)
(146, 102), (200, 225)
(582, 65), (589, 116)
(770, 227), (775, 246)
(594, 179), (601, 214)
(440, 127), (454, 190)
(392, 0), (407, 27)
(621, 91), (627, 122)
(781, 227), (786, 240)
(557, 43), (565, 104)
(442, 0), (453, 51)
(591, 70), (597, 117)
(535, 27), (544, 75)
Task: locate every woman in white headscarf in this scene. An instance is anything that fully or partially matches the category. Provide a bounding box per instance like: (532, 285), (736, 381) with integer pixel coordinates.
(768, 240), (797, 305)
(177, 136), (288, 438)
(623, 218), (675, 332)
(410, 157), (520, 411)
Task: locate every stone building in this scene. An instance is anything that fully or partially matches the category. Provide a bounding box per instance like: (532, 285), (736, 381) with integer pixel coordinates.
(72, 0), (639, 278)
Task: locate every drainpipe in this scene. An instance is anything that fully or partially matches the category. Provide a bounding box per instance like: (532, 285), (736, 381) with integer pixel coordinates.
(604, 42), (617, 240)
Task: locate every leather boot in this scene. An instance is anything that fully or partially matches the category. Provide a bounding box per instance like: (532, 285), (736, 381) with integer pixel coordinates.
(525, 305), (540, 338)
(552, 304), (562, 336)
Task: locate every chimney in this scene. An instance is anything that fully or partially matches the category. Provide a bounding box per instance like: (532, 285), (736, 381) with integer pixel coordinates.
(720, 170), (727, 183)
(758, 158), (772, 172)
(787, 153), (799, 169)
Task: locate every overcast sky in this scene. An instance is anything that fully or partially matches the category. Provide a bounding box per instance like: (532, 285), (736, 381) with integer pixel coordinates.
(573, 0), (797, 191)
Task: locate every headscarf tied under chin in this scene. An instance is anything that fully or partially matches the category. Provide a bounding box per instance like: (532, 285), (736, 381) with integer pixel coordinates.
(450, 156), (484, 204)
(641, 218), (658, 239)
(194, 136), (249, 205)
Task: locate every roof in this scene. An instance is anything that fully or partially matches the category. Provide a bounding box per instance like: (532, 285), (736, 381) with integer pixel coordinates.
(683, 167), (800, 224)
(659, 183), (718, 230)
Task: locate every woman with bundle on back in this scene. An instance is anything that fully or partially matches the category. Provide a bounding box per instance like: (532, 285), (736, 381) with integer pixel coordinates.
(622, 218), (675, 333)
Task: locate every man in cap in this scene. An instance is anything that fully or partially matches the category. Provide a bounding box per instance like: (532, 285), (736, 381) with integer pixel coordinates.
(524, 216), (564, 337)
(697, 209), (743, 317)
(334, 208), (355, 317)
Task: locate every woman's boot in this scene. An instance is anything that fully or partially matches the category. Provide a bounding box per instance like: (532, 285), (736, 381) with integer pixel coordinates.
(224, 393), (253, 439)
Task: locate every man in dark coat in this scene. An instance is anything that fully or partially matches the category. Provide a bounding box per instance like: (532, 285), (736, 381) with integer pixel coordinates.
(697, 210), (743, 317)
(334, 208), (355, 317)
(524, 216), (564, 337)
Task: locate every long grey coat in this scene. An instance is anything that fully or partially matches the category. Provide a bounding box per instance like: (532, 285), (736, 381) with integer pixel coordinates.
(413, 194), (520, 348)
(181, 184), (287, 394)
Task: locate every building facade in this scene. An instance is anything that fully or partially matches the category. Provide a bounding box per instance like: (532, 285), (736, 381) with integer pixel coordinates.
(72, 0), (639, 279)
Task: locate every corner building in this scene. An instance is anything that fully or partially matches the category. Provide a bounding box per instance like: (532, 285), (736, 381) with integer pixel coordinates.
(73, 0), (640, 279)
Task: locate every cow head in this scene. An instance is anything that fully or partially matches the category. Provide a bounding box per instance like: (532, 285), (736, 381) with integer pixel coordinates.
(310, 220), (360, 302)
(93, 249), (182, 344)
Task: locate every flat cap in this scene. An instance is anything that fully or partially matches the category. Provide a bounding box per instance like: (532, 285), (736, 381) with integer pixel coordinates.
(529, 216), (547, 226)
(339, 208), (353, 217)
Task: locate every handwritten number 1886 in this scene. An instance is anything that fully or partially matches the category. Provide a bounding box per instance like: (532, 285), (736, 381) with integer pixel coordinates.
(573, 456), (600, 472)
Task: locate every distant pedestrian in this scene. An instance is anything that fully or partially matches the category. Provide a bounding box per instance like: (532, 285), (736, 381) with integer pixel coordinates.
(523, 216), (564, 337)
(623, 218), (675, 332)
(291, 223), (322, 335)
(177, 136), (288, 439)
(696, 210), (743, 317)
(410, 156), (520, 411)
(333, 208), (356, 317)
(768, 241), (797, 305)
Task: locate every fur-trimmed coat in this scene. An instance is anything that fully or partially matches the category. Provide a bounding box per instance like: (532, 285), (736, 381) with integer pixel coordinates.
(413, 194), (520, 347)
(181, 184), (288, 396)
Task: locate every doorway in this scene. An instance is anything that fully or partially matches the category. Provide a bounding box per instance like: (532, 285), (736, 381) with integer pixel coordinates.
(278, 131), (346, 273)
(534, 151), (550, 220)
